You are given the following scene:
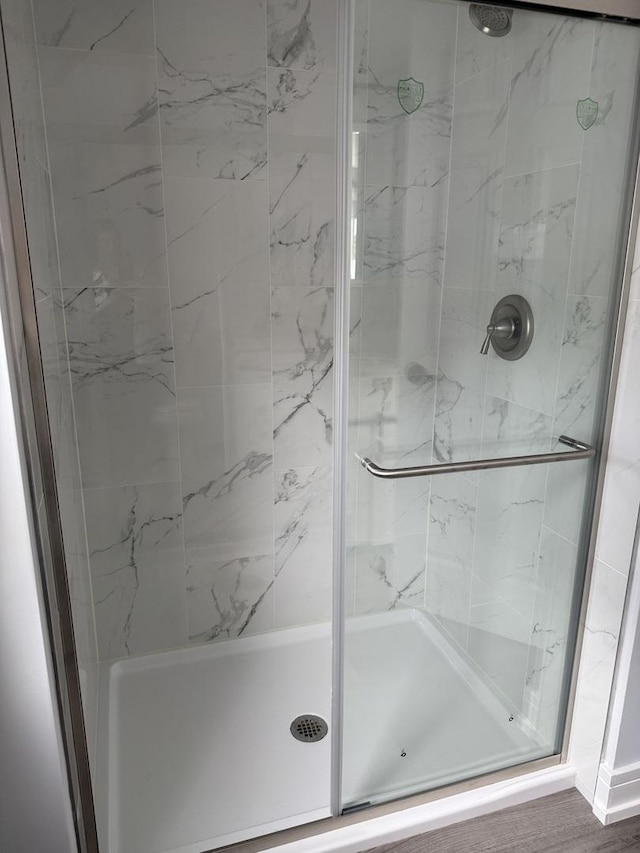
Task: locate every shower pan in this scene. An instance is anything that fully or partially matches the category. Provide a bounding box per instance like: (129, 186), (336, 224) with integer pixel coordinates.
(1, 0), (640, 851)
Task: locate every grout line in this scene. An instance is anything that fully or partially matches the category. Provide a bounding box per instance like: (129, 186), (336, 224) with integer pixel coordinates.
(265, 0), (277, 633)
(350, 0), (372, 617)
(502, 159), (583, 182)
(424, 1), (460, 613)
(151, 0), (190, 647)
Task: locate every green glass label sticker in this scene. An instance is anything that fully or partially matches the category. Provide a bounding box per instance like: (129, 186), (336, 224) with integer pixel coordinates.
(576, 97), (598, 130)
(397, 77), (424, 115)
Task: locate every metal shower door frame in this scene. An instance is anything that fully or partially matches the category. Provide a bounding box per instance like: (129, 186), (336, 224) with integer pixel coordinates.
(0, 0), (637, 852)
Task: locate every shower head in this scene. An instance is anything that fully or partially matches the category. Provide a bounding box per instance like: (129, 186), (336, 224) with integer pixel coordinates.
(469, 4), (513, 37)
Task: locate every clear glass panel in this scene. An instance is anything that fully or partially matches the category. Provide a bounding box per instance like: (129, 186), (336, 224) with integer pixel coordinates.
(2, 0), (337, 850)
(344, 0), (640, 809)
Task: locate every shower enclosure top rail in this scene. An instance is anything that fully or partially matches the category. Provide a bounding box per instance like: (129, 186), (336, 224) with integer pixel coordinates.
(360, 435), (595, 480)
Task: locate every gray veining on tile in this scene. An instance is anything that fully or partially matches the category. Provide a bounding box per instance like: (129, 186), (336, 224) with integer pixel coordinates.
(267, 0), (337, 71)
(155, 0), (267, 180)
(272, 286), (334, 469)
(85, 482), (186, 659)
(63, 286), (179, 488)
(186, 551), (275, 642)
(179, 384), (274, 556)
(34, 0), (154, 54)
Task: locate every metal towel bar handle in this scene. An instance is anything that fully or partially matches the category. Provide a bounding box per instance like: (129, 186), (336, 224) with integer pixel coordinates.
(360, 435), (595, 480)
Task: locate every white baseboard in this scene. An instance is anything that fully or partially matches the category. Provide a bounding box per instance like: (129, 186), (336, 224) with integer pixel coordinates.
(593, 761), (640, 825)
(275, 765), (575, 853)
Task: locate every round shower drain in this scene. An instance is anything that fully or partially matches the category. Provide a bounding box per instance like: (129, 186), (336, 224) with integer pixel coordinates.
(290, 715), (328, 743)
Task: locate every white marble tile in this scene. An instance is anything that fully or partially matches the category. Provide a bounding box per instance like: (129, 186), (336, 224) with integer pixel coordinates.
(164, 177), (270, 386)
(272, 460), (333, 631)
(267, 66), (336, 155)
(371, 85), (450, 190)
(63, 287), (179, 488)
(361, 0), (456, 189)
(179, 384), (273, 556)
(366, 0), (456, 94)
(267, 68), (336, 290)
(155, 0), (267, 180)
(434, 289), (493, 464)
(467, 575), (531, 712)
(364, 83), (451, 190)
(568, 23), (640, 297)
(358, 285), (400, 378)
(49, 142), (166, 289)
(274, 527), (332, 627)
(359, 278), (440, 389)
(362, 185), (446, 287)
(524, 527), (579, 748)
(454, 4), (510, 85)
(84, 482), (187, 659)
(354, 533), (426, 615)
(275, 465), (332, 576)
(473, 459), (547, 621)
(269, 153), (335, 288)
(569, 559), (627, 752)
(38, 46), (166, 289)
(355, 463), (430, 551)
(186, 550), (274, 642)
(545, 295), (608, 545)
(267, 0), (337, 71)
(426, 472), (476, 649)
(355, 373), (435, 469)
(443, 58), (510, 291)
(34, 0), (154, 54)
(482, 395), (553, 457)
(488, 164), (579, 415)
(38, 47), (158, 145)
(596, 299), (640, 575)
(504, 13), (594, 178)
(554, 295), (609, 439)
(272, 286), (334, 469)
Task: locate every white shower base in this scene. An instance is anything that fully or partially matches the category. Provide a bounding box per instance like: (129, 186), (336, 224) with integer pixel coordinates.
(99, 609), (546, 853)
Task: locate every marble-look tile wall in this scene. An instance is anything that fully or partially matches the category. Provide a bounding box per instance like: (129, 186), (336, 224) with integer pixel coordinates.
(350, 0), (640, 740)
(32, 0), (338, 660)
(0, 0), (100, 772)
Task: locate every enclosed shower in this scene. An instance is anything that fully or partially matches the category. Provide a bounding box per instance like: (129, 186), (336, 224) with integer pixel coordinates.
(2, 0), (640, 851)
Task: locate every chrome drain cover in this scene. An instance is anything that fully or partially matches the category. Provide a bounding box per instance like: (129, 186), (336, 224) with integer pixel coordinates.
(290, 715), (328, 743)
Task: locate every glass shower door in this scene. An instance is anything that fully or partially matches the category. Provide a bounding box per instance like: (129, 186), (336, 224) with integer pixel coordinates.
(343, 0), (640, 810)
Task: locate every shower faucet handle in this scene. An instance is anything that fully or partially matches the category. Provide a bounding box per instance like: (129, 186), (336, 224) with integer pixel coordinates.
(479, 295), (534, 361)
(479, 318), (515, 355)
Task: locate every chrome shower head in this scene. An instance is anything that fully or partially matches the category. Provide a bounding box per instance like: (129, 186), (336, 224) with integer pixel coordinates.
(469, 4), (513, 37)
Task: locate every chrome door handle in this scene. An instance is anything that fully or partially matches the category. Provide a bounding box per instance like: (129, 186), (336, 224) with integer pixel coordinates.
(360, 435), (595, 480)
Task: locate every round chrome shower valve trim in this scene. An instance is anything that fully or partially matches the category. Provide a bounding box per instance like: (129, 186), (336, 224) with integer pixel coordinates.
(480, 294), (534, 361)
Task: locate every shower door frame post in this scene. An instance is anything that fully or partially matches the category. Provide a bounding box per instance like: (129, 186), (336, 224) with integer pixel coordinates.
(0, 9), (99, 853)
(331, 0), (355, 820)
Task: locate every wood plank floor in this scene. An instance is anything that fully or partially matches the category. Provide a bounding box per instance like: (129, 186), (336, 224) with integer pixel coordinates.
(367, 790), (640, 853)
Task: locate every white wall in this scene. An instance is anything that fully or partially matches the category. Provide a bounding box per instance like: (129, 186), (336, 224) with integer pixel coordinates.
(0, 288), (76, 851)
